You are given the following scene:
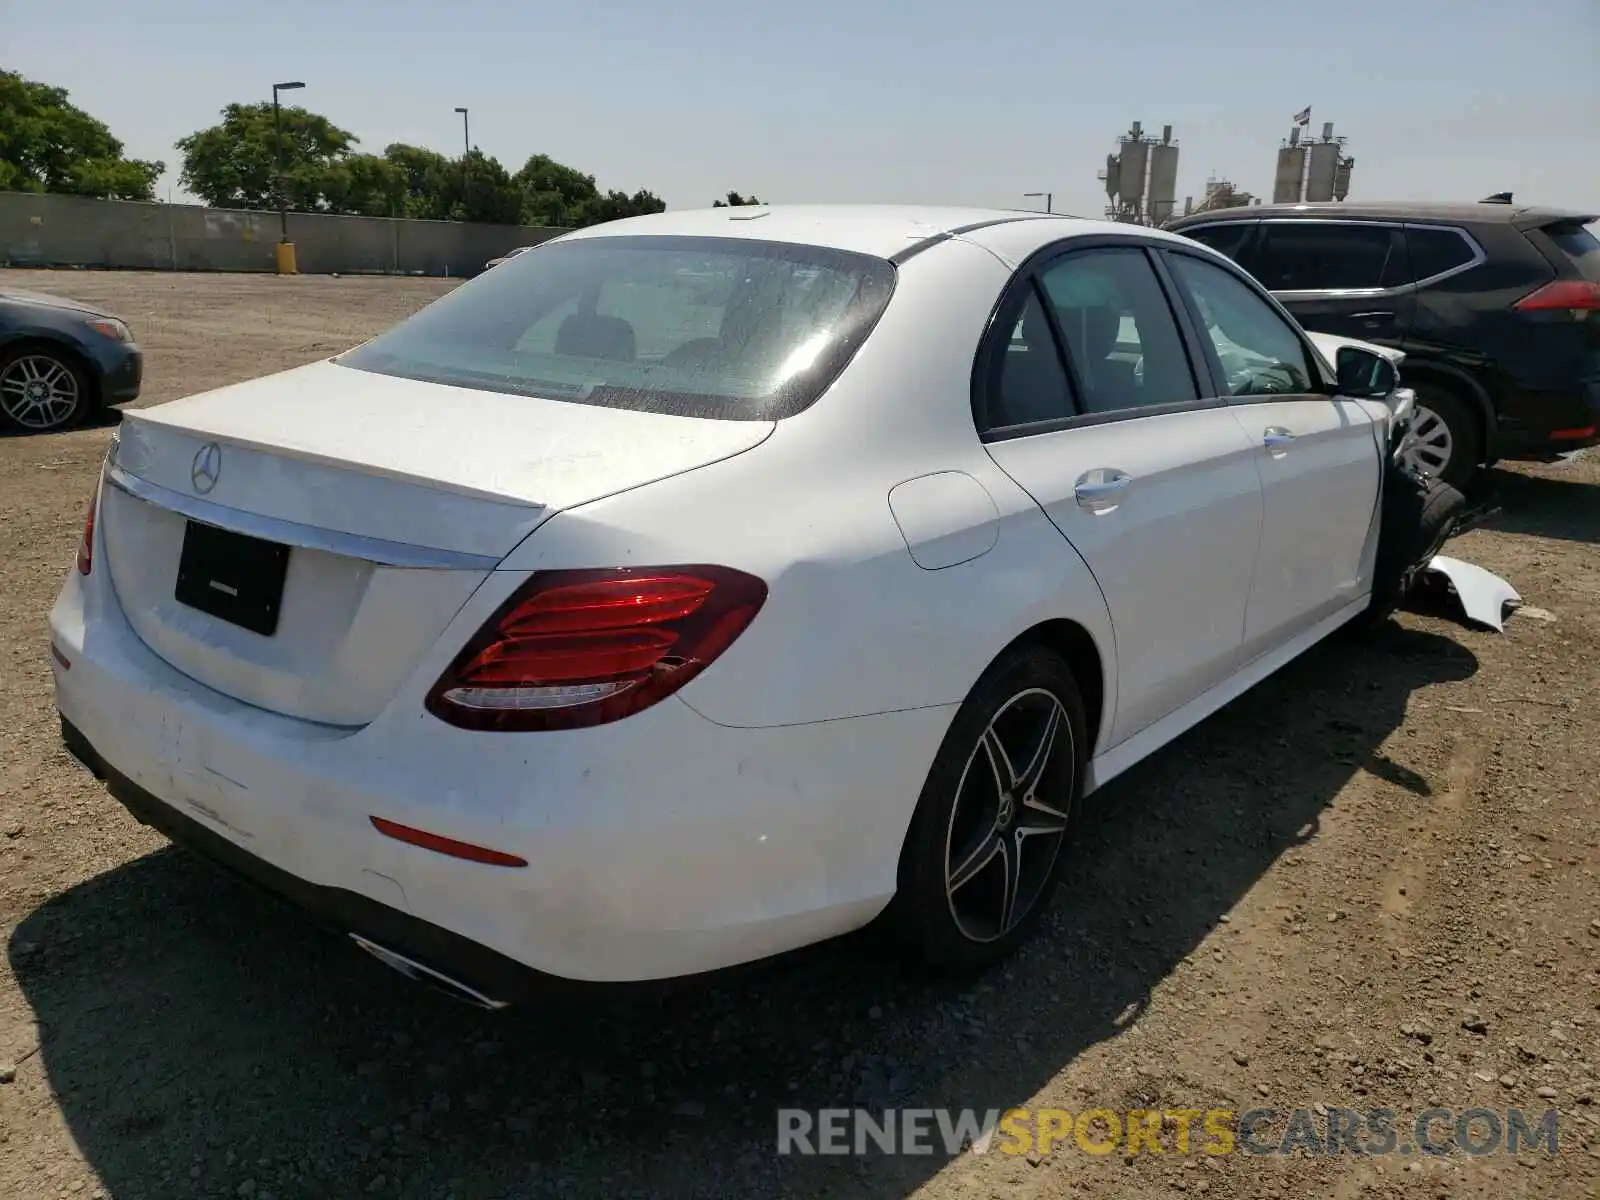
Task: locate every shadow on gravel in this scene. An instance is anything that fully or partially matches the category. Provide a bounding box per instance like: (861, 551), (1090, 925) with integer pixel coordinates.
(1481, 466), (1599, 545)
(10, 625), (1477, 1200)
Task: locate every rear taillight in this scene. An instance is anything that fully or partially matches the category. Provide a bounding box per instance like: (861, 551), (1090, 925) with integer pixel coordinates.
(76, 488), (97, 575)
(1513, 280), (1600, 315)
(426, 565), (768, 732)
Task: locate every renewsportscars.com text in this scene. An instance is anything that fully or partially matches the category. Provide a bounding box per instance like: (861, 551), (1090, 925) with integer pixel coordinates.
(777, 1106), (1560, 1158)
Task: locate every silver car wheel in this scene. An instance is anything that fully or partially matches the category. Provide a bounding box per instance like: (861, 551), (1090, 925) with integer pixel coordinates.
(0, 354), (83, 431)
(1401, 404), (1454, 477)
(944, 687), (1073, 944)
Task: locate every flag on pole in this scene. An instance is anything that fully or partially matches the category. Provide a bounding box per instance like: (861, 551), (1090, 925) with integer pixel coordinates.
(1293, 106), (1312, 126)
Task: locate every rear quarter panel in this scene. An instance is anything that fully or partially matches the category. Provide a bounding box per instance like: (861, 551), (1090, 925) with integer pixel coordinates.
(491, 240), (1119, 739)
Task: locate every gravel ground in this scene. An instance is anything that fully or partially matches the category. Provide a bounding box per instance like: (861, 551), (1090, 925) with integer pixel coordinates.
(1, 269), (1597, 1200)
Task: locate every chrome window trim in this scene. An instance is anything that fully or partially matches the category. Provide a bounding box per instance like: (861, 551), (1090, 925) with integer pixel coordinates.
(105, 463), (505, 571)
(1255, 218), (1487, 300)
(1175, 217), (1488, 299)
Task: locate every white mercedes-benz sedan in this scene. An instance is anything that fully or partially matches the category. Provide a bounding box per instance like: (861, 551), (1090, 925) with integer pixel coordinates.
(50, 205), (1425, 1005)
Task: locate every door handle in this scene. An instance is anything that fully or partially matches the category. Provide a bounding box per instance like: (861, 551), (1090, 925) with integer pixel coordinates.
(1263, 427), (1295, 451)
(1074, 469), (1131, 511)
(1350, 311), (1396, 328)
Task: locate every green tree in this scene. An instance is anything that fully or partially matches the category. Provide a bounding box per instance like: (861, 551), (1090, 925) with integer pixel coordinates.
(382, 143), (456, 219)
(711, 190), (762, 207)
(323, 152), (409, 217)
(176, 104), (664, 229)
(456, 150), (525, 225)
(576, 188), (666, 226)
(0, 70), (163, 199)
(378, 143), (522, 224)
(512, 154), (664, 228)
(176, 102), (357, 211)
(514, 154), (605, 227)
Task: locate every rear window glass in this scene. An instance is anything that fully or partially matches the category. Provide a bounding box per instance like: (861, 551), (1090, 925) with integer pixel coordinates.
(1545, 222), (1600, 281)
(337, 235), (897, 421)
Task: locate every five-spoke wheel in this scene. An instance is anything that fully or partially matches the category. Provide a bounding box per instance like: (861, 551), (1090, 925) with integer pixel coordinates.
(945, 688), (1072, 943)
(894, 644), (1087, 971)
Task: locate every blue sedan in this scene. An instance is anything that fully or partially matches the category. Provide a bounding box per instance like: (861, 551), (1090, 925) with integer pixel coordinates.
(0, 287), (143, 432)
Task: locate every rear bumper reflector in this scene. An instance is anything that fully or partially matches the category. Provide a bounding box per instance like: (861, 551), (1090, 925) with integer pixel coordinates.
(1549, 425), (1596, 441)
(369, 816), (529, 868)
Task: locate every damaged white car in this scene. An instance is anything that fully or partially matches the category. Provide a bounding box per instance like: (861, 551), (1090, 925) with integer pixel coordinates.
(51, 208), (1479, 1003)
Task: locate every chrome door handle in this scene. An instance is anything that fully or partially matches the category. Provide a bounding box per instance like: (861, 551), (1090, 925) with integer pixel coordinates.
(1263, 427), (1296, 450)
(1074, 469), (1131, 510)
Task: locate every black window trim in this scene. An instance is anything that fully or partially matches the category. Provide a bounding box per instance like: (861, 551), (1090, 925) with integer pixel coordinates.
(1170, 216), (1262, 275)
(971, 233), (1225, 441)
(1156, 245), (1334, 408)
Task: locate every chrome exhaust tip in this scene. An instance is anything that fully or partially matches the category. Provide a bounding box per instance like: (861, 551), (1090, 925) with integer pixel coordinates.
(349, 934), (510, 1011)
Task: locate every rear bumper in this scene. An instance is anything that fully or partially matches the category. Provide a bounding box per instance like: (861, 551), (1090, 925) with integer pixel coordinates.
(1493, 380), (1600, 460)
(61, 717), (564, 1006)
(48, 550), (948, 987)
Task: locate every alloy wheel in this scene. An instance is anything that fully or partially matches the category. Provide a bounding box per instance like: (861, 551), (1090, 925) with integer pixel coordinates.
(1401, 404), (1453, 477)
(944, 687), (1074, 943)
(0, 354), (82, 431)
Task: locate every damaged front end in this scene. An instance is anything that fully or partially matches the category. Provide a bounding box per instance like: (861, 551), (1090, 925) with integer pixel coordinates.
(1368, 393), (1506, 625)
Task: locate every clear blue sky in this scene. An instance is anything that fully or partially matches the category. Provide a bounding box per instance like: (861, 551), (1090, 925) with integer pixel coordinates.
(7, 0), (1597, 214)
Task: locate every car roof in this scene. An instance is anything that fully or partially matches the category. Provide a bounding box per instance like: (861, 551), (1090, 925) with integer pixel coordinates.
(552, 203), (1185, 262)
(1168, 200), (1598, 228)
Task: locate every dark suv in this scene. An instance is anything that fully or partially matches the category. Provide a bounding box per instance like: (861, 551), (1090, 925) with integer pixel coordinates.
(1166, 199), (1600, 485)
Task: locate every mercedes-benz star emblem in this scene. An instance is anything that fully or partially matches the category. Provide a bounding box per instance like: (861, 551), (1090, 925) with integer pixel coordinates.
(190, 442), (223, 494)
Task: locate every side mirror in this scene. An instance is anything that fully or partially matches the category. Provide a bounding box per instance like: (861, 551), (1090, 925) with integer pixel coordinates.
(1335, 346), (1399, 399)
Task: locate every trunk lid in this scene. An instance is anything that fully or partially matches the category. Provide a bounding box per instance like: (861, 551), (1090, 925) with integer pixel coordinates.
(102, 360), (773, 726)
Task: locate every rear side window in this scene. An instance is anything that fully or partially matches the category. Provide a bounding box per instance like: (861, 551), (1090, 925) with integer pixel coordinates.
(987, 289), (1076, 428)
(1543, 222), (1600, 282)
(1253, 223), (1403, 291)
(1405, 227), (1478, 283)
(1036, 248), (1199, 414)
(338, 235), (896, 421)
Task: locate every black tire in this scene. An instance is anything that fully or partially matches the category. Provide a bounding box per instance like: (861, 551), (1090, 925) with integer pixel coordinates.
(1360, 468), (1467, 628)
(1406, 385), (1482, 489)
(890, 644), (1087, 972)
(0, 343), (93, 434)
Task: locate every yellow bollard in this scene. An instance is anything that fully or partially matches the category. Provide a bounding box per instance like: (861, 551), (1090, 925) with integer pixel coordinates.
(274, 241), (298, 275)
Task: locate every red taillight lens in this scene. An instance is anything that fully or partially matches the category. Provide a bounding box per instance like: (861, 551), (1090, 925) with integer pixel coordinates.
(1513, 280), (1600, 314)
(426, 565), (768, 731)
(76, 488), (97, 575)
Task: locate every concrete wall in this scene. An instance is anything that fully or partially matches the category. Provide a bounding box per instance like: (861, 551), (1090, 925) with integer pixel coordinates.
(0, 192), (566, 277)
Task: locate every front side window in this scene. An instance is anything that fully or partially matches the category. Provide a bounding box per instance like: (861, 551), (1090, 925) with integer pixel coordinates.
(1035, 248), (1199, 414)
(338, 236), (896, 421)
(1253, 223), (1403, 292)
(1167, 253), (1316, 397)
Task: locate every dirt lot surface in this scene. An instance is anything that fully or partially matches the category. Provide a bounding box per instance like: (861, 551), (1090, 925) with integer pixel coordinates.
(1, 269), (1597, 1200)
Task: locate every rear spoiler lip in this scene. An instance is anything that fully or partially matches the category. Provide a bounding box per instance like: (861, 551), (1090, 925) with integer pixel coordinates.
(1510, 208), (1599, 231)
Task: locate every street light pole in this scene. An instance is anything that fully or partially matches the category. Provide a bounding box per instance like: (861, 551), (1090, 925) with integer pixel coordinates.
(272, 80), (305, 243)
(1023, 191), (1053, 214)
(454, 107), (470, 214)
